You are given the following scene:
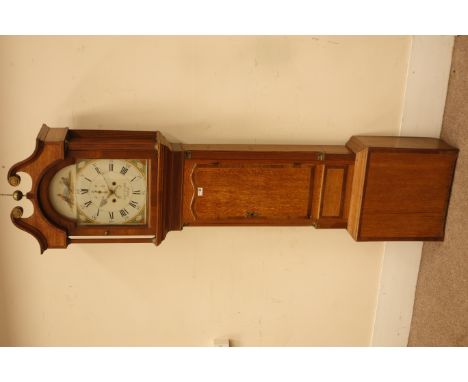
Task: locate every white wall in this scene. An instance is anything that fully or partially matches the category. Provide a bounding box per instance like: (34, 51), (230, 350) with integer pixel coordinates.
(0, 36), (411, 346)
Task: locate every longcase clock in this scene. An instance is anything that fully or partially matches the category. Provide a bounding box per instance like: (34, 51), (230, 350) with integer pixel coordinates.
(6, 125), (458, 253)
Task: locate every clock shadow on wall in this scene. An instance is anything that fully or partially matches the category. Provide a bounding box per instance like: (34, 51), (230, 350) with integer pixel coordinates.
(69, 107), (319, 145)
(70, 110), (191, 143)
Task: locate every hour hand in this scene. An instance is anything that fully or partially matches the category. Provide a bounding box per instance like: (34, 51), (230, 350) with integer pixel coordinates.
(99, 196), (108, 207)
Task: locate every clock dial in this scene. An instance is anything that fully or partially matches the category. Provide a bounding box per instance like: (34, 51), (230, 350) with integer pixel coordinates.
(75, 159), (147, 225)
(49, 159), (148, 225)
(48, 165), (78, 221)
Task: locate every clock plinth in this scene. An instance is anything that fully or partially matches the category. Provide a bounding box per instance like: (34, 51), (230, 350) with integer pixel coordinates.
(7, 125), (459, 253)
(346, 136), (458, 241)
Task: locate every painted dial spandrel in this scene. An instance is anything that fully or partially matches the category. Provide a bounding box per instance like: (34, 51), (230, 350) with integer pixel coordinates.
(49, 159), (148, 225)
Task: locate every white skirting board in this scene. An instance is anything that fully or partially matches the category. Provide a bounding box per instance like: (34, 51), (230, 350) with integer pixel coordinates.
(370, 36), (454, 346)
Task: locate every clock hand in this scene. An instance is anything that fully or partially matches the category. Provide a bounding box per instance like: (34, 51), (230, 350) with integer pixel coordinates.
(99, 195), (108, 207)
(100, 174), (113, 192)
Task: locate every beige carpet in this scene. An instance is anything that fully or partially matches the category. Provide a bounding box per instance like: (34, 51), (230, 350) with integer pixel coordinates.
(408, 36), (468, 346)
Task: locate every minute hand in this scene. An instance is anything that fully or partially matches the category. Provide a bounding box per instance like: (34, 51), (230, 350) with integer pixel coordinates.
(100, 174), (114, 193)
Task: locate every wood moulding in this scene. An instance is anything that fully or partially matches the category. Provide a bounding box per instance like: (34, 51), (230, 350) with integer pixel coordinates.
(8, 125), (69, 253)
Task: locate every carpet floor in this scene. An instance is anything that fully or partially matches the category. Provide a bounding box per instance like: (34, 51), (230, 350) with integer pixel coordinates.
(408, 36), (468, 346)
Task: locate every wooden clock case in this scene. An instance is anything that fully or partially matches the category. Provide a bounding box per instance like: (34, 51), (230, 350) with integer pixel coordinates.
(8, 125), (458, 253)
(8, 125), (183, 252)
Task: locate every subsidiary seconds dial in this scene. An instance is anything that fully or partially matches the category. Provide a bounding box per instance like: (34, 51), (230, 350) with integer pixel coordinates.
(75, 159), (147, 225)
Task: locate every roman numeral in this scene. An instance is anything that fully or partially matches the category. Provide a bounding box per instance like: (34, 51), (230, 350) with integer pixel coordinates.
(132, 190), (141, 195)
(109, 211), (114, 219)
(80, 189), (89, 194)
(84, 200), (92, 208)
(129, 200), (138, 208)
(120, 208), (129, 217)
(109, 162), (114, 171)
(94, 166), (101, 174)
(120, 167), (128, 175)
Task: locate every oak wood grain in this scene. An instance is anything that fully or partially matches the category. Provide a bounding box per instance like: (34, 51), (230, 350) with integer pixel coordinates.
(155, 136), (184, 244)
(346, 136), (459, 241)
(347, 136), (456, 152)
(183, 161), (314, 225)
(346, 148), (369, 239)
(321, 167), (345, 217)
(312, 163), (354, 229)
(182, 144), (353, 154)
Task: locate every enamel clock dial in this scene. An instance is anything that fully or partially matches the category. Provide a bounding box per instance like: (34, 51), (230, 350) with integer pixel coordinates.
(49, 159), (148, 225)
